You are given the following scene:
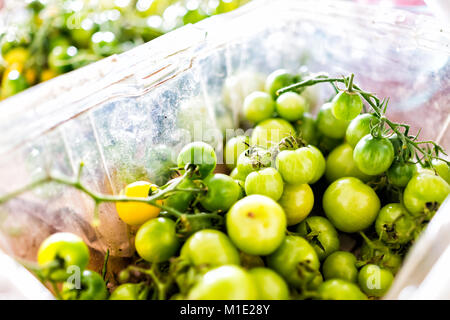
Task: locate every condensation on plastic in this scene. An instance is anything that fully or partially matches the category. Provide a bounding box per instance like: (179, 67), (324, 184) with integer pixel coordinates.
(0, 0), (449, 299)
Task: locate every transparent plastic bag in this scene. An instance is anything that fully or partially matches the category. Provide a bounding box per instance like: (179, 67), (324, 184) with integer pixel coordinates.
(0, 0), (449, 299)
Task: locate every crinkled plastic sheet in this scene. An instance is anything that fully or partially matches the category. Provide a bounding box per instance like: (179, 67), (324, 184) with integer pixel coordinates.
(0, 0), (449, 299)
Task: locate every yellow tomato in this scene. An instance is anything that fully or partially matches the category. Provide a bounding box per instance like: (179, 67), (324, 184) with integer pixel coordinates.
(3, 47), (29, 66)
(115, 181), (162, 225)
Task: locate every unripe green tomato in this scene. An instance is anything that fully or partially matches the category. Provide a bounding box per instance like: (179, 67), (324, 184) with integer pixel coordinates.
(358, 264), (394, 297)
(278, 183), (314, 226)
(316, 103), (351, 139)
(432, 159), (450, 184)
(230, 167), (247, 181)
(345, 113), (379, 148)
(322, 251), (358, 283)
(359, 240), (403, 274)
(48, 45), (78, 74)
(331, 91), (363, 121)
(249, 267), (290, 300)
(61, 270), (108, 300)
(325, 143), (373, 183)
(236, 147), (271, 179)
(386, 161), (416, 187)
(275, 91), (308, 121)
(308, 145), (326, 183)
(224, 135), (249, 169)
(353, 135), (395, 176)
(318, 279), (367, 300)
(188, 265), (258, 300)
(276, 147), (318, 185)
(201, 173), (242, 211)
(109, 283), (149, 300)
(296, 216), (340, 261)
(135, 217), (179, 263)
(323, 177), (380, 233)
(163, 177), (196, 213)
(177, 141), (217, 179)
(295, 113), (318, 145)
(245, 167), (284, 201)
(264, 69), (295, 98)
(243, 91), (275, 123)
(180, 229), (240, 268)
(250, 118), (295, 149)
(375, 203), (415, 244)
(1, 69), (28, 99)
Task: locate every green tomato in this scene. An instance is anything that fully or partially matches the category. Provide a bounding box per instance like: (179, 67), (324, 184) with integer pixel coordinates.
(403, 172), (450, 215)
(331, 91), (363, 121)
(180, 229), (240, 268)
(243, 91), (275, 123)
(322, 251), (358, 283)
(250, 118), (295, 149)
(163, 177), (196, 212)
(135, 217), (179, 263)
(296, 216), (340, 261)
(318, 279), (367, 300)
(276, 147), (317, 184)
(295, 113), (318, 145)
(308, 145), (326, 183)
(224, 135), (249, 169)
(188, 265), (257, 300)
(236, 147), (272, 179)
(345, 113), (379, 148)
(71, 18), (98, 48)
(323, 177), (380, 233)
(265, 69), (295, 99)
(0, 69), (28, 99)
(360, 240), (403, 274)
(48, 45), (77, 74)
(432, 159), (450, 184)
(278, 183), (314, 226)
(61, 270), (107, 300)
(249, 267), (290, 300)
(230, 167), (247, 181)
(386, 161), (416, 187)
(201, 174), (242, 211)
(244, 167), (284, 201)
(267, 235), (320, 288)
(177, 142), (217, 179)
(375, 203), (415, 244)
(37, 232), (90, 281)
(109, 283), (149, 300)
(226, 195), (286, 255)
(358, 264), (394, 297)
(316, 103), (351, 139)
(276, 91), (308, 121)
(353, 134), (394, 176)
(325, 143), (373, 183)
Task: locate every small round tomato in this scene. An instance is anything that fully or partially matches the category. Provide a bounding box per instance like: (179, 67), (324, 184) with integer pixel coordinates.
(264, 69), (295, 98)
(229, 167), (247, 181)
(432, 159), (450, 184)
(135, 217), (179, 263)
(278, 183), (314, 226)
(345, 113), (379, 148)
(387, 161), (416, 187)
(37, 232), (90, 281)
(201, 174), (242, 211)
(323, 177), (380, 233)
(276, 147), (317, 184)
(243, 91), (275, 123)
(375, 203), (415, 244)
(276, 91), (308, 121)
(226, 195), (286, 255)
(316, 103), (350, 139)
(187, 265), (257, 300)
(61, 270), (108, 300)
(295, 113), (318, 145)
(353, 134), (394, 176)
(308, 145), (326, 183)
(163, 177), (196, 212)
(249, 267), (290, 300)
(115, 181), (162, 226)
(318, 279), (367, 300)
(266, 235), (320, 288)
(180, 229), (240, 268)
(325, 143), (373, 183)
(331, 91), (363, 121)
(244, 167), (284, 201)
(48, 45), (77, 74)
(296, 216), (340, 261)
(403, 172), (450, 215)
(236, 147), (272, 179)
(177, 142), (217, 178)
(109, 283), (149, 300)
(358, 264), (394, 297)
(224, 135), (249, 169)
(250, 118), (295, 149)
(322, 251), (358, 283)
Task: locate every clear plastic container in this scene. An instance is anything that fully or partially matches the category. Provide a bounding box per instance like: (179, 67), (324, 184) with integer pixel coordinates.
(0, 0), (449, 299)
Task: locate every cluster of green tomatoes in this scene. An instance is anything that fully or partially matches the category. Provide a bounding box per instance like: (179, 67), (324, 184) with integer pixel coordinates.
(35, 69), (449, 300)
